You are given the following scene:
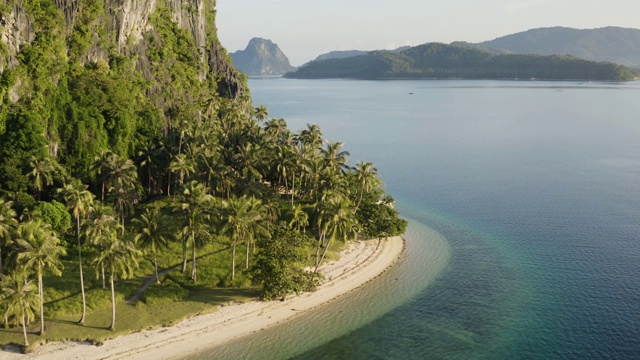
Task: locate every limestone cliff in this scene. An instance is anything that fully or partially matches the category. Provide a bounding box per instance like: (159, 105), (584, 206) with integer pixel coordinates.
(0, 0), (245, 99)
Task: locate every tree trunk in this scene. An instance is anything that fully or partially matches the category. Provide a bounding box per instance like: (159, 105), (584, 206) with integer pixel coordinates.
(312, 235), (333, 282)
(191, 236), (197, 283)
(38, 270), (44, 335)
(109, 274), (116, 331)
(181, 236), (188, 273)
(77, 217), (86, 324)
(355, 188), (364, 212)
(22, 314), (29, 347)
(167, 172), (171, 196)
(154, 251), (160, 284)
(101, 265), (106, 289)
(245, 239), (250, 270)
(231, 241), (236, 280)
(291, 171), (295, 206)
(283, 171), (289, 199)
(314, 230), (326, 267)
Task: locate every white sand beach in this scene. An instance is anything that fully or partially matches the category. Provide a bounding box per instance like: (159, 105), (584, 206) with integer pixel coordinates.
(7, 236), (404, 360)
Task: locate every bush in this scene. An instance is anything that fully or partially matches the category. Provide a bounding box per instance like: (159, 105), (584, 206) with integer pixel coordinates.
(357, 196), (408, 239)
(251, 226), (317, 300)
(33, 200), (72, 233)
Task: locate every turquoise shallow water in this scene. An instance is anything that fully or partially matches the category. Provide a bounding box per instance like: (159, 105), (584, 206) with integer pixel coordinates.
(191, 79), (640, 359)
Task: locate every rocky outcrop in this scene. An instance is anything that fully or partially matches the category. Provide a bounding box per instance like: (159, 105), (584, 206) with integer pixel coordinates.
(107, 0), (157, 52)
(0, 0), (244, 98)
(230, 37), (296, 76)
(209, 38), (245, 98)
(0, 2), (34, 71)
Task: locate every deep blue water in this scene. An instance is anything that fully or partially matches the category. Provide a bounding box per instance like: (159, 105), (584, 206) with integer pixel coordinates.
(195, 79), (640, 359)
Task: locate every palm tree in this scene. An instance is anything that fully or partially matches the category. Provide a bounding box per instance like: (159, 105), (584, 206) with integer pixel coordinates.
(137, 143), (164, 196)
(0, 269), (38, 347)
(254, 104), (269, 123)
(353, 161), (379, 211)
(0, 199), (18, 275)
(321, 140), (350, 174)
(312, 194), (358, 279)
(92, 233), (141, 331)
(221, 196), (270, 279)
(275, 146), (296, 204)
(169, 154), (195, 189)
(14, 219), (66, 335)
(297, 123), (323, 151)
(289, 204), (309, 233)
(233, 142), (265, 184)
(263, 118), (288, 143)
(174, 181), (214, 282)
(105, 155), (139, 232)
(29, 156), (55, 200)
(291, 143), (311, 203)
(109, 181), (139, 235)
(85, 205), (118, 289)
(91, 150), (115, 203)
(58, 179), (95, 324)
(133, 207), (171, 284)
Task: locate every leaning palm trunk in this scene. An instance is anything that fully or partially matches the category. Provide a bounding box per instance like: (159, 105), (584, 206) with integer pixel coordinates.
(355, 188), (364, 212)
(153, 251), (160, 284)
(311, 234), (333, 283)
(314, 230), (326, 267)
(22, 314), (29, 347)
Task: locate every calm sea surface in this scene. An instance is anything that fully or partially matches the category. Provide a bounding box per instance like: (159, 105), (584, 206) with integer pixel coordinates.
(190, 79), (640, 359)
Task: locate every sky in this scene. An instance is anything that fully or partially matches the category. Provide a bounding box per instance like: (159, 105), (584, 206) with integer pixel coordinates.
(216, 1), (640, 66)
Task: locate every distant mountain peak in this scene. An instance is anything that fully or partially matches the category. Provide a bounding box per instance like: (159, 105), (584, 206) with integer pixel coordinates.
(230, 37), (296, 76)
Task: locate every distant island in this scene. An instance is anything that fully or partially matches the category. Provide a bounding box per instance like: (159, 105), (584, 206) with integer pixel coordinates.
(286, 42), (639, 81)
(229, 37), (296, 76)
(310, 27), (640, 68)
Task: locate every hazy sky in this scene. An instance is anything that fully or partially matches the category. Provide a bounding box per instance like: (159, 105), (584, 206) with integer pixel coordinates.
(216, 1), (640, 66)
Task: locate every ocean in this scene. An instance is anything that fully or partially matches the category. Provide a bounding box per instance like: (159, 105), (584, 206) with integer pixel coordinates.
(189, 79), (640, 359)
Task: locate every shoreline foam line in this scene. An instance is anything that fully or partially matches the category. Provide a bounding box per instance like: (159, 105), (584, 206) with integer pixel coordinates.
(9, 236), (405, 360)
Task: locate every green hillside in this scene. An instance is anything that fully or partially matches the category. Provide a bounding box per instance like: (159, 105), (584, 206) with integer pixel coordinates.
(481, 26), (640, 67)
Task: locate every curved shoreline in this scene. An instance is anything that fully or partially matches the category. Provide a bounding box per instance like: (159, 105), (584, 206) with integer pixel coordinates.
(10, 236), (405, 360)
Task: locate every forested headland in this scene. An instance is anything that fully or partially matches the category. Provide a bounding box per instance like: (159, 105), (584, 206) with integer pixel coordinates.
(285, 42), (639, 80)
(0, 0), (406, 351)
